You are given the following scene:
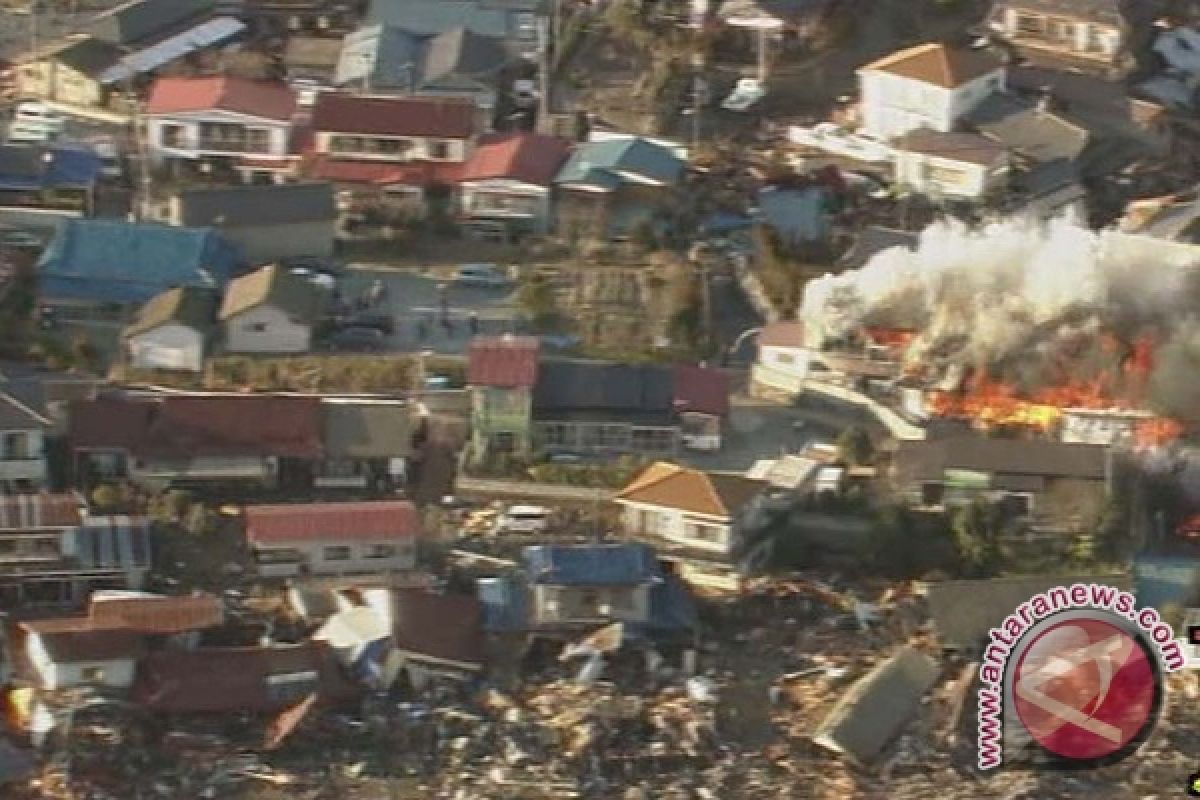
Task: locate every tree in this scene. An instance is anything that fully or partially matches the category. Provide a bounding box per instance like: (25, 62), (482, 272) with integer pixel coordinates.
(836, 426), (873, 466)
(630, 218), (659, 253)
(952, 499), (1004, 577)
(90, 484), (121, 512)
(517, 274), (558, 331)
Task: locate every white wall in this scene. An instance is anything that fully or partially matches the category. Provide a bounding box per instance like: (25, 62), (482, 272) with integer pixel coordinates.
(894, 151), (1008, 199)
(314, 131), (470, 162)
(27, 633), (136, 690)
(223, 306), (312, 354)
(460, 179), (551, 230)
(127, 323), (206, 372)
(146, 112), (291, 160)
(255, 536), (418, 578)
(619, 501), (734, 556)
(860, 68), (1004, 140)
(531, 583), (650, 625)
(0, 428), (46, 486)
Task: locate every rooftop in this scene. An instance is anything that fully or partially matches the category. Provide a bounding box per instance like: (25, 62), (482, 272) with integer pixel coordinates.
(243, 500), (422, 544)
(123, 286), (218, 338)
(467, 335), (540, 388)
(87, 592), (224, 634)
(174, 182), (337, 228)
(218, 263), (325, 323)
(392, 589), (485, 670)
(891, 129), (1008, 166)
(616, 462), (766, 518)
(859, 42), (1002, 89)
(459, 133), (572, 187)
(311, 93), (476, 138)
(556, 137), (685, 189)
(758, 321), (806, 348)
(523, 543), (663, 586)
(145, 75), (297, 121)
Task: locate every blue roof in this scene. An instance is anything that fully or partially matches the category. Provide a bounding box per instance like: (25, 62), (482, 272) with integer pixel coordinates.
(757, 186), (830, 244)
(555, 138), (685, 189)
(0, 144), (102, 191)
(641, 575), (698, 633)
(38, 219), (240, 304)
(522, 543), (663, 586)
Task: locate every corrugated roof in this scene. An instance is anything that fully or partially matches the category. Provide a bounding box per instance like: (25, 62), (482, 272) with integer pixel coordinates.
(99, 17), (247, 84)
(523, 543), (663, 586)
(892, 129), (1008, 166)
(88, 593), (224, 634)
(393, 589), (484, 669)
(616, 462), (765, 517)
(311, 93), (476, 138)
(145, 75), (296, 121)
(859, 42), (1002, 89)
(175, 182), (336, 228)
(218, 263), (324, 322)
(322, 400), (413, 459)
(459, 133), (572, 186)
(555, 137), (685, 188)
(124, 286), (218, 338)
(0, 493), (82, 529)
(244, 500), (421, 544)
(467, 335), (540, 387)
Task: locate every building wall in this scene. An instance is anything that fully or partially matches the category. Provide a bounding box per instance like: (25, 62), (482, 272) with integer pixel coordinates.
(27, 634), (136, 690)
(0, 428), (46, 488)
(223, 306), (312, 354)
(460, 179), (551, 231)
(618, 501), (734, 556)
(313, 131), (470, 163)
(894, 151), (1009, 199)
(470, 387), (533, 462)
(17, 60), (105, 107)
(127, 323), (206, 372)
(253, 535), (418, 578)
(219, 220), (337, 265)
(994, 7), (1122, 62)
(531, 583), (650, 625)
(146, 113), (291, 161)
(860, 69), (1003, 140)
(533, 420), (680, 458)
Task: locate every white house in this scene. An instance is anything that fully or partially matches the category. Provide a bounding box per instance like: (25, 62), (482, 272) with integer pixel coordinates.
(751, 321), (810, 398)
(858, 43), (1005, 141)
(987, 0), (1126, 70)
(244, 500), (423, 579)
(614, 462), (769, 591)
(123, 286), (217, 372)
(20, 620), (142, 690)
(143, 75), (297, 168)
(457, 132), (572, 236)
(892, 129), (1010, 200)
(0, 392), (50, 491)
(218, 264), (324, 354)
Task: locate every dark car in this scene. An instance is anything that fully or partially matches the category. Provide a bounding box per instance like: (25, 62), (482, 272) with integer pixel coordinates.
(338, 312), (394, 335)
(327, 326), (385, 351)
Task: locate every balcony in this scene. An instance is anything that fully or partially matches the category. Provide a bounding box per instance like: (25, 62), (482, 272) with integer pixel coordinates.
(196, 137), (272, 155)
(0, 457), (46, 484)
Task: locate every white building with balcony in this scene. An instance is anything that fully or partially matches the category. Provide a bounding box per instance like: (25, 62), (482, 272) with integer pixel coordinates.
(0, 392), (50, 491)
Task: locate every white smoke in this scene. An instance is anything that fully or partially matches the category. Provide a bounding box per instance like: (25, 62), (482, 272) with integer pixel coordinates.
(800, 216), (1200, 366)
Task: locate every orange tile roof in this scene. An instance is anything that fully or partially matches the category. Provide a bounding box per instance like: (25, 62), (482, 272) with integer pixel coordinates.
(243, 500), (421, 544)
(88, 593), (224, 634)
(860, 43), (1001, 89)
(616, 462), (765, 518)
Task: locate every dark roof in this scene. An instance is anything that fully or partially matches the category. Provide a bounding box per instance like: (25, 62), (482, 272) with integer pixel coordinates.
(311, 93), (476, 138)
(0, 392), (50, 431)
(467, 335), (540, 387)
(244, 500), (421, 544)
(218, 264), (324, 323)
(966, 92), (1091, 165)
(459, 133), (572, 186)
(47, 35), (122, 75)
(88, 0), (216, 47)
(24, 625), (144, 663)
(924, 573), (1131, 649)
(0, 144), (102, 190)
(892, 129), (1008, 166)
(673, 364), (730, 417)
(421, 27), (510, 86)
(812, 646), (939, 765)
(175, 182), (336, 228)
(392, 589), (485, 669)
(366, 0), (511, 38)
(523, 543), (663, 586)
(894, 435), (1109, 484)
(533, 360), (674, 415)
(991, 0), (1125, 26)
(322, 400), (413, 460)
(838, 227), (918, 269)
(131, 642), (357, 713)
(38, 219), (238, 305)
(0, 362), (99, 423)
(123, 286), (218, 338)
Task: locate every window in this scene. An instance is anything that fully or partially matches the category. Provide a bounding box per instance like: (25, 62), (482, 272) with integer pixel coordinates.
(927, 164), (968, 188)
(539, 422), (570, 447)
(161, 124), (185, 148)
(321, 459), (364, 478)
(1015, 13), (1044, 35)
(363, 543), (396, 559)
(582, 423), (627, 449)
(245, 322), (267, 333)
(266, 670), (318, 704)
(773, 351), (796, 366)
(81, 667), (105, 683)
(2, 432), (25, 460)
(256, 547), (304, 564)
(330, 135), (364, 154)
(631, 428), (677, 454)
(245, 128), (270, 153)
(429, 140), (450, 159)
(686, 522), (725, 544)
(323, 545), (351, 561)
(131, 526), (148, 566)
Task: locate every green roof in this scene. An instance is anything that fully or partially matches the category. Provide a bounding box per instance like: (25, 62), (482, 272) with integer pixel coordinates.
(124, 286), (218, 338)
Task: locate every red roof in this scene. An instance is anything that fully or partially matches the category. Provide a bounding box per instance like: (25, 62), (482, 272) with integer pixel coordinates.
(88, 593), (224, 635)
(145, 76), (297, 121)
(311, 93), (475, 138)
(758, 321), (806, 348)
(393, 590), (484, 669)
(673, 364), (731, 417)
(304, 155), (460, 186)
(243, 500), (421, 545)
(0, 493), (83, 529)
(467, 335), (540, 388)
(458, 133), (572, 187)
(69, 396), (156, 451)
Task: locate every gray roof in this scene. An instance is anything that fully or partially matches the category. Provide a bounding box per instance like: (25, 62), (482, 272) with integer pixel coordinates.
(335, 24), (424, 89)
(0, 739), (33, 785)
(555, 137), (685, 189)
(87, 0), (216, 47)
(838, 226), (918, 269)
(895, 435), (1108, 485)
(322, 400), (413, 459)
(991, 0), (1125, 27)
(0, 392), (50, 431)
(924, 573), (1131, 649)
(176, 183), (337, 228)
(421, 27), (510, 87)
(966, 92), (1091, 165)
(812, 646), (939, 765)
(533, 360), (675, 416)
(366, 0), (511, 38)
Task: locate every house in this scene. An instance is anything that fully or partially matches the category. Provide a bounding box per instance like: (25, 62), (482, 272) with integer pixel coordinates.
(37, 219), (239, 308)
(15, 35), (122, 109)
(0, 493), (153, 609)
(154, 183), (338, 264)
(673, 364), (730, 451)
(304, 93), (477, 216)
(123, 286), (218, 372)
(985, 0), (1131, 74)
(131, 641), (358, 713)
(857, 43), (1005, 141)
(144, 76), (297, 170)
(892, 434), (1110, 528)
(86, 592), (224, 635)
(615, 462), (769, 591)
(554, 137), (687, 239)
(69, 392), (323, 490)
(751, 320), (809, 398)
(392, 589), (485, 677)
(283, 36), (344, 85)
(243, 500), (422, 579)
(0, 143), (102, 231)
(317, 398), (414, 491)
(466, 334), (540, 465)
(86, 0), (222, 49)
(458, 133), (572, 236)
(367, 0), (540, 59)
(218, 263), (325, 354)
(18, 618), (143, 690)
(757, 186), (831, 246)
(0, 362), (100, 441)
(891, 129), (1010, 200)
(523, 543), (665, 629)
(335, 24), (425, 93)
(0, 393), (51, 490)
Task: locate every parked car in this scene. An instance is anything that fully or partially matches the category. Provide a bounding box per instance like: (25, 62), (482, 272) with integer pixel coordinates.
(494, 505), (552, 535)
(722, 78), (765, 112)
(327, 326), (385, 351)
(455, 263), (510, 288)
(337, 312), (394, 335)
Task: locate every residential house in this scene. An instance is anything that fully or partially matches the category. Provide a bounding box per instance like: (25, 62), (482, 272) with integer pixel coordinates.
(0, 393), (50, 490)
(367, 0), (540, 59)
(131, 641), (358, 713)
(243, 500), (422, 579)
(335, 24), (424, 93)
(86, 591), (224, 636)
(69, 392), (323, 489)
(317, 398), (414, 491)
(86, 0), (222, 49)
(857, 43), (1005, 141)
(466, 334), (540, 465)
(304, 93), (477, 217)
(17, 618), (143, 690)
(0, 362), (100, 442)
(615, 462), (769, 591)
(673, 364), (730, 451)
(985, 0), (1130, 73)
(0, 494), (153, 609)
(892, 434), (1110, 529)
(757, 186), (831, 247)
(153, 182), (338, 264)
(15, 36), (122, 109)
(123, 286), (218, 372)
(459, 133), (573, 236)
(0, 144), (102, 232)
(891, 129), (1010, 200)
(144, 76), (297, 171)
(554, 137), (687, 239)
(218, 263), (325, 354)
(37, 219), (239, 309)
(751, 321), (809, 398)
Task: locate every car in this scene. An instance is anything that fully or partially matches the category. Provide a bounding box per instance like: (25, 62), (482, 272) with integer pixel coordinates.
(494, 505), (552, 534)
(338, 312), (394, 335)
(722, 78), (765, 112)
(327, 326), (385, 351)
(455, 263), (510, 288)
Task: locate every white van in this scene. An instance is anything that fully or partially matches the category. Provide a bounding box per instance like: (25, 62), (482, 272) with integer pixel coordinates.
(494, 505), (551, 534)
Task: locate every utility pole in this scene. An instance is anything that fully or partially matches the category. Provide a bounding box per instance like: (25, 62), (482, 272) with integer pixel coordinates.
(536, 10), (553, 134)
